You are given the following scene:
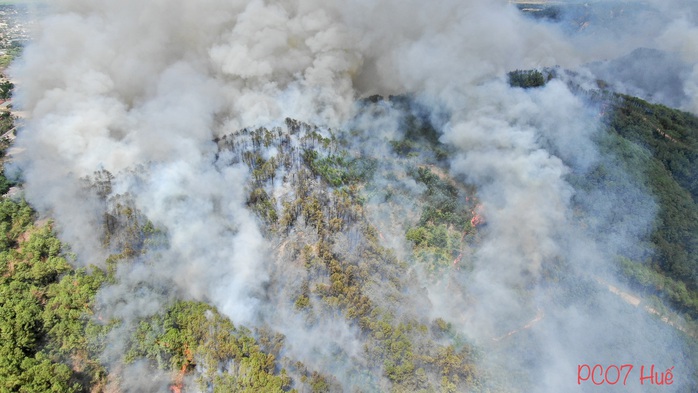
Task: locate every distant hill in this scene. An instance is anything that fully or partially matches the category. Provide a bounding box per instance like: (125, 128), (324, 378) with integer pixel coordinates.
(587, 48), (691, 109)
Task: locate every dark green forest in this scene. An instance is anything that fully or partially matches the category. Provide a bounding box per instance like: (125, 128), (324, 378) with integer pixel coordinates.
(512, 70), (698, 326)
(605, 95), (698, 320)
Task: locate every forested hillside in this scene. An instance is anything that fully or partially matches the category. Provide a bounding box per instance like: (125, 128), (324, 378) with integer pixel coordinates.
(605, 95), (698, 320)
(510, 69), (698, 329)
(0, 111), (484, 392)
(3, 87), (698, 391)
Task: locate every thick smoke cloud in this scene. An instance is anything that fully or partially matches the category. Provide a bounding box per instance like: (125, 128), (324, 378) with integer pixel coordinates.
(552, 0), (698, 111)
(9, 0), (698, 391)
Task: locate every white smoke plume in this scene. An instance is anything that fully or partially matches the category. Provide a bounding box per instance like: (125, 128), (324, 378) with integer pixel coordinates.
(9, 0), (698, 391)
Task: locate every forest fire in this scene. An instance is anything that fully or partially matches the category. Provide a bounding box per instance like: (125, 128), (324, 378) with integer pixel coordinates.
(470, 204), (485, 227)
(491, 308), (544, 342)
(5, 0), (697, 391)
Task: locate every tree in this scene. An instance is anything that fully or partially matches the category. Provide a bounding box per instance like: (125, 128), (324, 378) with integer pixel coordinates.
(17, 353), (80, 393)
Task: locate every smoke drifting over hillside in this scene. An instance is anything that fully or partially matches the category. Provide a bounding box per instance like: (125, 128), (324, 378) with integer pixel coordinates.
(10, 0), (698, 391)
